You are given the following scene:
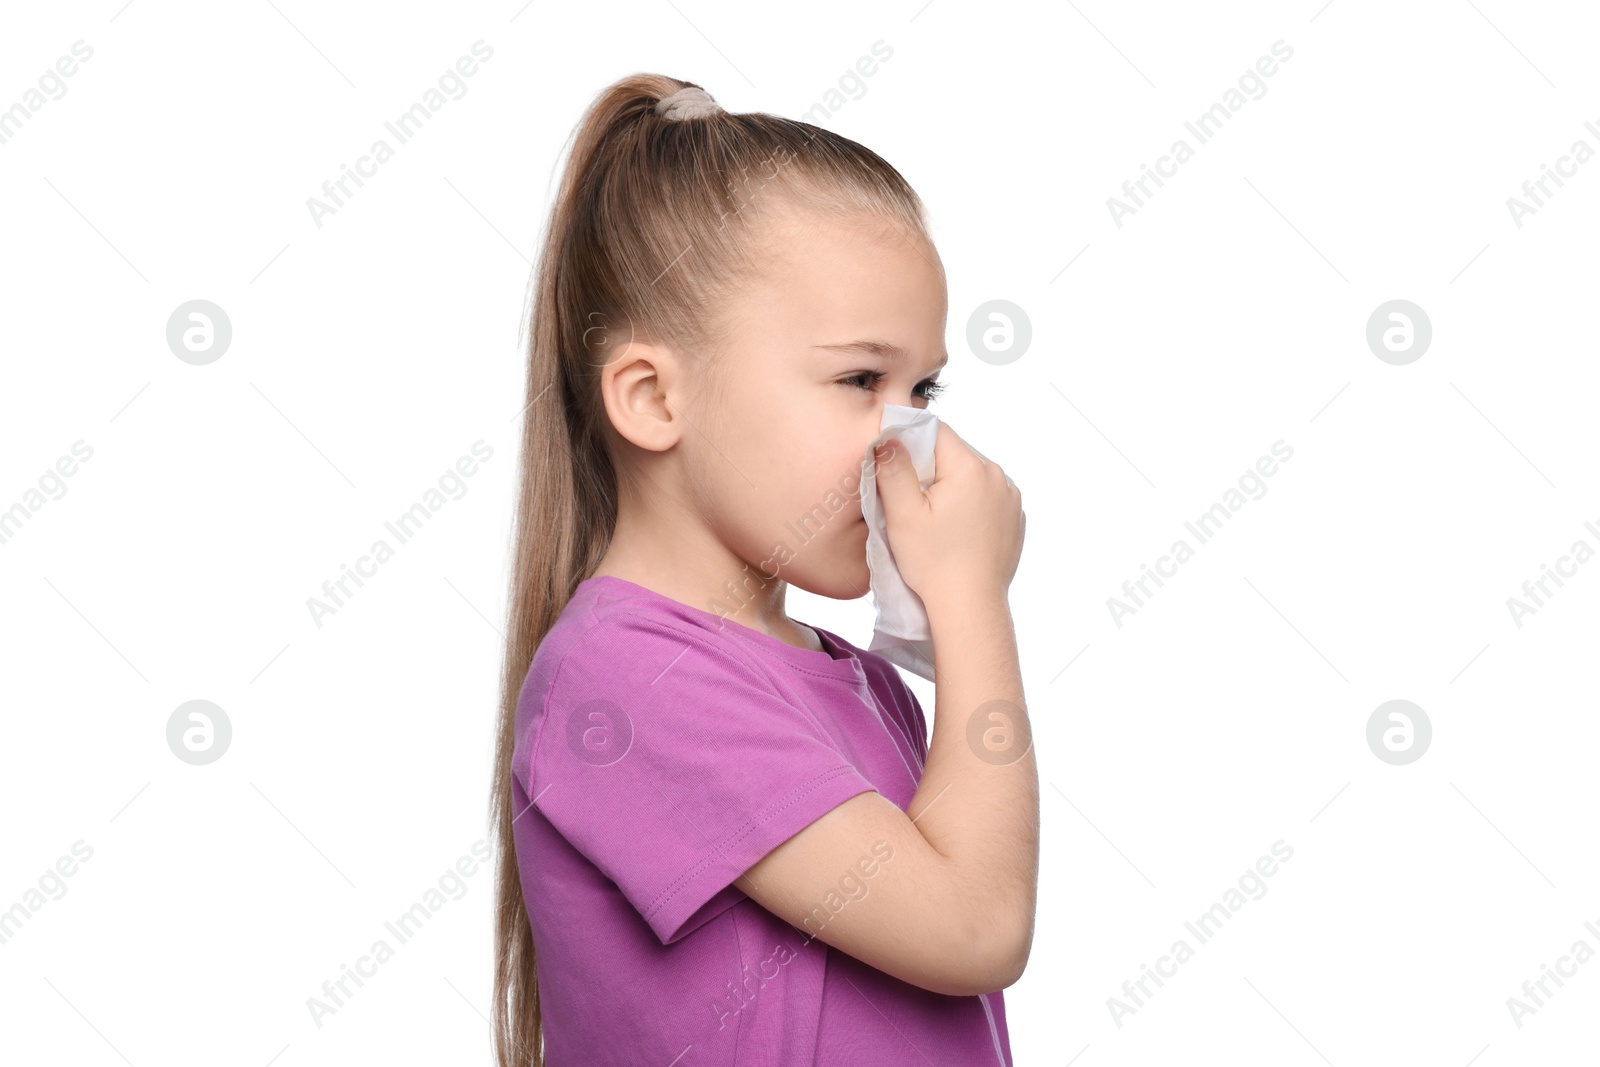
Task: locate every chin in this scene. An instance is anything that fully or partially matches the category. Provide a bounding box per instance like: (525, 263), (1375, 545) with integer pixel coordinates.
(783, 556), (874, 602)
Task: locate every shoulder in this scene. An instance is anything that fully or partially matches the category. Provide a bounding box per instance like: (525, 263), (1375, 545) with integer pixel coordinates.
(553, 598), (775, 690)
(510, 583), (769, 783)
(525, 593), (774, 709)
(514, 591), (811, 775)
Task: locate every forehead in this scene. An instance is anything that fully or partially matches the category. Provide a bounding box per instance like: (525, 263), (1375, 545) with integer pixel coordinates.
(732, 205), (947, 354)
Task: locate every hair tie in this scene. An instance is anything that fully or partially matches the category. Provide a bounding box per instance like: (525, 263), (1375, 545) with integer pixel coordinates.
(655, 86), (722, 121)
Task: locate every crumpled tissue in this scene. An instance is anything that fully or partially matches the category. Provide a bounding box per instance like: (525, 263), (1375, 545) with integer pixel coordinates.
(858, 403), (941, 680)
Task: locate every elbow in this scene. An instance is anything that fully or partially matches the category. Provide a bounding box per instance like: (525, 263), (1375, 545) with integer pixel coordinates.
(979, 880), (1036, 992)
(984, 919), (1033, 992)
(932, 859), (1037, 995)
(942, 913), (1033, 996)
(996, 923), (1033, 989)
(994, 882), (1037, 989)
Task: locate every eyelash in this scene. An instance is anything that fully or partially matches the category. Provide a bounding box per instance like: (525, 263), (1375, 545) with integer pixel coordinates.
(839, 371), (947, 400)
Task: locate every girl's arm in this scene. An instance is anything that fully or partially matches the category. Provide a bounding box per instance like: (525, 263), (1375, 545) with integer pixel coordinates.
(735, 423), (1036, 996)
(734, 587), (1036, 996)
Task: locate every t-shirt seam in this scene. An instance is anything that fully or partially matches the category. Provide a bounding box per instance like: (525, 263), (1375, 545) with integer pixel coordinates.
(523, 642), (571, 802)
(642, 764), (869, 928)
(785, 624), (872, 681)
(779, 660), (857, 681)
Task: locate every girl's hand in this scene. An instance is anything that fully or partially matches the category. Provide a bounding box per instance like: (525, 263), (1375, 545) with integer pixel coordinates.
(872, 420), (1024, 613)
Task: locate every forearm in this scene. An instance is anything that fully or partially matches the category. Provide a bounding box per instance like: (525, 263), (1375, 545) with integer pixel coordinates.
(909, 589), (1039, 964)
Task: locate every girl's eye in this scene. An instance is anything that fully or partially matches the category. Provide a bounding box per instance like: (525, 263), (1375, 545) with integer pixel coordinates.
(839, 371), (947, 401)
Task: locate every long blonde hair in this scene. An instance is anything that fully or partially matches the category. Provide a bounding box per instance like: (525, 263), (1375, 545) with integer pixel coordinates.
(490, 72), (930, 1066)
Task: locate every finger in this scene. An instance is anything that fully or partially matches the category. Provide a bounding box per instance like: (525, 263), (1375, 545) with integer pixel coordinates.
(871, 437), (921, 520)
(929, 419), (971, 477)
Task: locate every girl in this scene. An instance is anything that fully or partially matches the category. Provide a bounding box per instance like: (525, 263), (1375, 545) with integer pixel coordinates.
(490, 74), (1036, 1066)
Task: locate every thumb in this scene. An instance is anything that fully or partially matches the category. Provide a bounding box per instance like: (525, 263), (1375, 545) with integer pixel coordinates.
(871, 437), (922, 520)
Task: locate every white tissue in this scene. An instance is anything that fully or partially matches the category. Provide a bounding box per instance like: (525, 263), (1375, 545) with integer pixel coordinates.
(859, 403), (940, 681)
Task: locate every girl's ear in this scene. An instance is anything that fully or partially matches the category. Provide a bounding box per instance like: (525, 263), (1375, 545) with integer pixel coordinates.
(598, 339), (685, 453)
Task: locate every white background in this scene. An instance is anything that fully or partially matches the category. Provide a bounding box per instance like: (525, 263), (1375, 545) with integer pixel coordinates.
(2, 1), (1597, 1064)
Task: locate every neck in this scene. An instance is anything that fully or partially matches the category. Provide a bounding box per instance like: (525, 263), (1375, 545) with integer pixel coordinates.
(592, 510), (798, 641)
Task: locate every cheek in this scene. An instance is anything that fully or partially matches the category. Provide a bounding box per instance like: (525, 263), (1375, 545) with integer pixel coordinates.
(779, 450), (866, 537)
(832, 446), (869, 512)
(757, 407), (875, 520)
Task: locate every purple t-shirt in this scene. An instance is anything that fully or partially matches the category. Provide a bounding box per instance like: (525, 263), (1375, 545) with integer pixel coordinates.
(510, 574), (1013, 1065)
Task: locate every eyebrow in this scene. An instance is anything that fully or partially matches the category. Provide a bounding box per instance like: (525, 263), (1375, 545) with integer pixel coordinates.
(813, 340), (949, 371)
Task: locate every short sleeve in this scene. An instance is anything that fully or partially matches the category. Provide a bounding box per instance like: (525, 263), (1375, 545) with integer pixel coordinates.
(526, 610), (878, 945)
